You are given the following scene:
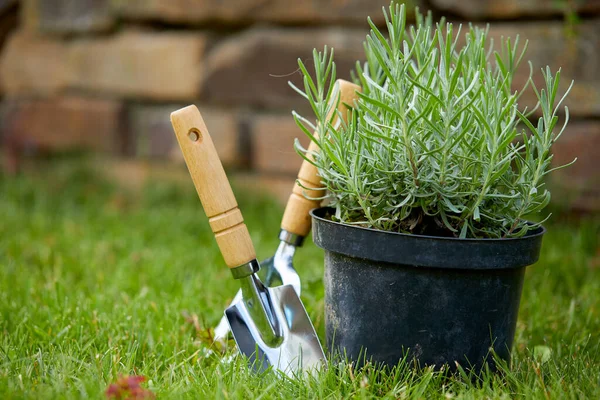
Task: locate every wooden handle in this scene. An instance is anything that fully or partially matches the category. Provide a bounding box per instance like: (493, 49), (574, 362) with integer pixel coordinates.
(170, 105), (256, 269)
(280, 80), (361, 237)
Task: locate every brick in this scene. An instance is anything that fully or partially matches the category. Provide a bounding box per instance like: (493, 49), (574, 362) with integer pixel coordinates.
(86, 160), (299, 205)
(128, 104), (181, 160)
(0, 1), (17, 92)
(250, 113), (309, 175)
(2, 96), (123, 153)
(22, 0), (113, 34)
(70, 31), (206, 101)
(201, 21), (600, 116)
(110, 0), (263, 24)
(255, 0), (419, 25)
(0, 32), (70, 96)
(111, 0), (419, 25)
(0, 30), (206, 100)
(549, 121), (600, 212)
(551, 121), (600, 187)
(0, 0), (16, 15)
(129, 104), (240, 167)
(202, 27), (366, 109)
(92, 158), (192, 192)
(233, 173), (295, 206)
(484, 21), (600, 117)
(431, 0), (600, 19)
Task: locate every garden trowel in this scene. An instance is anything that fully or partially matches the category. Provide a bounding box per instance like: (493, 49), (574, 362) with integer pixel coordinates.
(213, 79), (361, 342)
(170, 105), (326, 375)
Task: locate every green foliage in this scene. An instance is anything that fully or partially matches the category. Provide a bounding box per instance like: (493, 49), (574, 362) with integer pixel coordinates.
(291, 3), (575, 238)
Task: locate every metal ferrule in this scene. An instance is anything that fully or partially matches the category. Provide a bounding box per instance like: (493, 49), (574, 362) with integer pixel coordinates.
(278, 229), (305, 247)
(230, 259), (260, 280)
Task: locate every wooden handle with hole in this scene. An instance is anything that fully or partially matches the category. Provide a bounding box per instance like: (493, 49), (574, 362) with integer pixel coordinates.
(280, 80), (361, 237)
(170, 105), (256, 269)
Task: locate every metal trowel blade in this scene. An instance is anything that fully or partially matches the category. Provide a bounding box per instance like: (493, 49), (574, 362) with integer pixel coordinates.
(225, 284), (326, 376)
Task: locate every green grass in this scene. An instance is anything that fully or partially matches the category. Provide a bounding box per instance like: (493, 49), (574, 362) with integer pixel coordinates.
(1, 162), (599, 399)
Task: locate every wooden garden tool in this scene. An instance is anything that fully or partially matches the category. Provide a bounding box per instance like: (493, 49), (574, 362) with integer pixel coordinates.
(170, 105), (326, 375)
(211, 79), (361, 342)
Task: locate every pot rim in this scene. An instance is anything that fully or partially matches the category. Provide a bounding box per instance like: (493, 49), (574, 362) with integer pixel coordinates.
(310, 207), (546, 270)
(310, 207), (546, 242)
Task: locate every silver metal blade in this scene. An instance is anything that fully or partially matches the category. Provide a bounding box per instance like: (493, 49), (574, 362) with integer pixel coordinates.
(214, 289), (242, 340)
(214, 241), (300, 343)
(225, 284), (325, 376)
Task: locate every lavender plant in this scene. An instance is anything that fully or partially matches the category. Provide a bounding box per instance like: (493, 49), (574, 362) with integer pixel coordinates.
(290, 3), (575, 239)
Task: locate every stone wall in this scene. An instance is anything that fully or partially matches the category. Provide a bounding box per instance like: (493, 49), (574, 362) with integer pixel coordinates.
(0, 0), (598, 211)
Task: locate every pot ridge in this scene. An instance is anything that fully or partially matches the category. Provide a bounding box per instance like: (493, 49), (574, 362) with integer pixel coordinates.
(311, 207), (545, 270)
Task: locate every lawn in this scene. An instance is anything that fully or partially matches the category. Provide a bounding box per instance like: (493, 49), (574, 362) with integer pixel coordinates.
(1, 162), (599, 399)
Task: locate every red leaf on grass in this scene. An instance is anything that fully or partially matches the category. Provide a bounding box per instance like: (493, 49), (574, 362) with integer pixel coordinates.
(105, 375), (155, 399)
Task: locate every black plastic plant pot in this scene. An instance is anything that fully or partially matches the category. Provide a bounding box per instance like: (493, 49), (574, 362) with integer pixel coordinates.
(310, 207), (545, 372)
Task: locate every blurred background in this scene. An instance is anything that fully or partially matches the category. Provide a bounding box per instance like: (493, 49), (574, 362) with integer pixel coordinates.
(0, 0), (598, 211)
(0, 4), (599, 396)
